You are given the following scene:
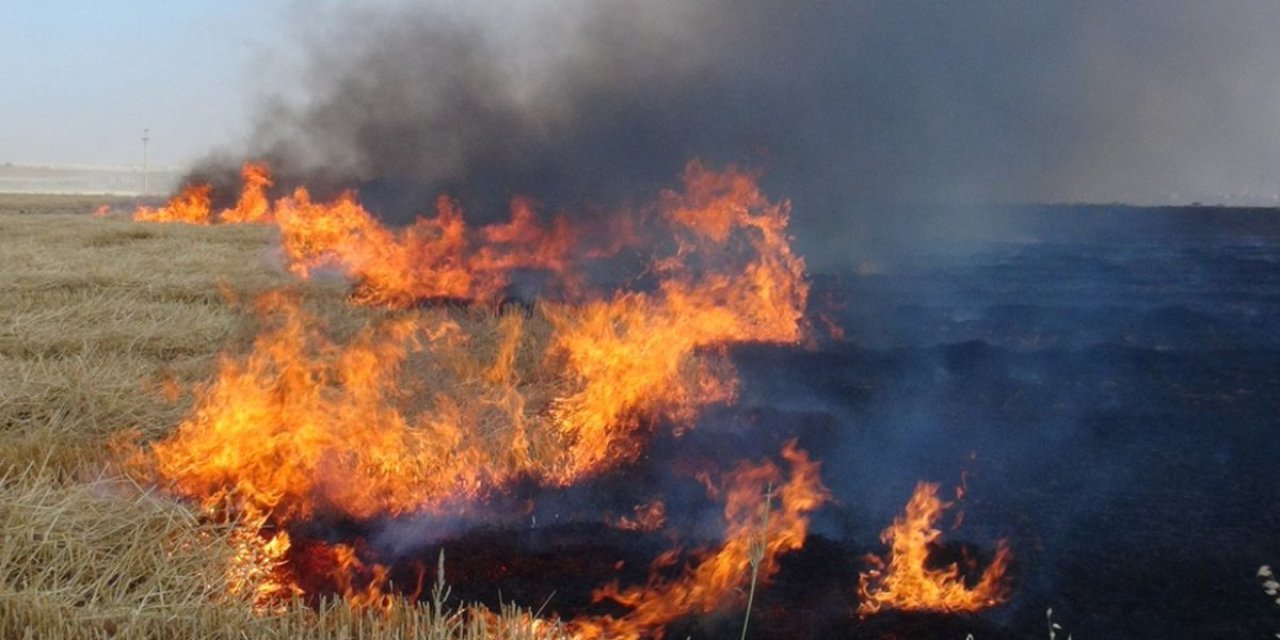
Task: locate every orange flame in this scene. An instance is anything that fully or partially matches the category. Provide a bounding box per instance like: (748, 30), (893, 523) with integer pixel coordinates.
(571, 442), (828, 640)
(133, 161), (823, 634)
(145, 160), (810, 509)
(274, 191), (490, 306)
(612, 501), (667, 533)
(133, 163), (275, 225)
(272, 190), (597, 306)
(543, 162), (808, 478)
(225, 516), (302, 610)
(130, 163), (612, 304)
(133, 183), (214, 224)
(219, 163), (274, 224)
(858, 482), (1011, 615)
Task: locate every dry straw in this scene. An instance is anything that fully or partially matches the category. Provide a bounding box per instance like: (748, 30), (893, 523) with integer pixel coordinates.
(0, 199), (566, 639)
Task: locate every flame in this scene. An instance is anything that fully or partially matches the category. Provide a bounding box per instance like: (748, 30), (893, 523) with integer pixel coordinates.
(131, 163), (604, 304)
(145, 161), (809, 513)
(133, 183), (214, 224)
(219, 163), (274, 224)
(272, 190), (598, 306)
(253, 440), (825, 632)
(225, 519), (302, 610)
(858, 482), (1011, 615)
(325, 543), (411, 613)
(542, 162), (809, 478)
(132, 161), (826, 635)
(132, 163), (274, 225)
(572, 442), (827, 640)
(612, 501), (667, 533)
(148, 291), (485, 522)
(269, 188), (595, 306)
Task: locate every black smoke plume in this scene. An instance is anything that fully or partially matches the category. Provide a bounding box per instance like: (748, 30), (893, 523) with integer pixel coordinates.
(190, 1), (1280, 267)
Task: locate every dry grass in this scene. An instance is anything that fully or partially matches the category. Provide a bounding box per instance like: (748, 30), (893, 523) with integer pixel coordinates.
(0, 211), (295, 474)
(0, 193), (146, 216)
(0, 205), (570, 639)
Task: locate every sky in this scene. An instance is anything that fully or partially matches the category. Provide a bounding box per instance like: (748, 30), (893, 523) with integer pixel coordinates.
(0, 0), (277, 169)
(4, 1), (1280, 205)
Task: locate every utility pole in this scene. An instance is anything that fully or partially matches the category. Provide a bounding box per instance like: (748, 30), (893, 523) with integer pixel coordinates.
(141, 128), (150, 195)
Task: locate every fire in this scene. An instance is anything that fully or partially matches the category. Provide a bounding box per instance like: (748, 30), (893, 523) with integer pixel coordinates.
(858, 482), (1011, 615)
(130, 163), (609, 305)
(612, 501), (667, 533)
(129, 159), (1023, 632)
(543, 162), (808, 478)
(219, 163), (274, 223)
(572, 442), (828, 640)
(133, 183), (214, 224)
(131, 163), (274, 225)
(272, 190), (579, 306)
(135, 160), (817, 627)
(224, 512), (301, 609)
(147, 292), (484, 522)
(147, 160), (808, 513)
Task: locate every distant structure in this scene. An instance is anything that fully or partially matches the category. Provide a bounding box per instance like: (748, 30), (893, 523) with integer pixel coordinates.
(141, 128), (150, 195)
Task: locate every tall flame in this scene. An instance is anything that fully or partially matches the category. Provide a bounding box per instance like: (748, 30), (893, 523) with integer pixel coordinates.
(544, 162), (808, 478)
(219, 163), (274, 224)
(858, 482), (1011, 615)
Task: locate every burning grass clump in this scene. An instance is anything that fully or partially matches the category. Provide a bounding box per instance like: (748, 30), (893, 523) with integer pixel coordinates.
(0, 464), (569, 639)
(0, 205), (565, 638)
(1, 159), (1017, 638)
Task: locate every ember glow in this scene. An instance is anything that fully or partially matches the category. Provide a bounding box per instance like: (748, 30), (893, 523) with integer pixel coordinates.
(128, 162), (1011, 632)
(858, 482), (1012, 615)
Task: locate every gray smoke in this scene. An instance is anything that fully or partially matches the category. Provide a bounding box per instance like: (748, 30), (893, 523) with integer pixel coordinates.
(194, 0), (1280, 266)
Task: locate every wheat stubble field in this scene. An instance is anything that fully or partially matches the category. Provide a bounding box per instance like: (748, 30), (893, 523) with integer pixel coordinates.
(0, 195), (561, 639)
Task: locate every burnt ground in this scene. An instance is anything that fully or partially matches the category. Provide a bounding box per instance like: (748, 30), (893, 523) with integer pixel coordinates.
(724, 205), (1280, 638)
(297, 205), (1280, 638)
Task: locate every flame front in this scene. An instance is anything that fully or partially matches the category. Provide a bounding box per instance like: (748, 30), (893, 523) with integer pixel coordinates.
(134, 161), (826, 628)
(134, 183), (214, 224)
(133, 163), (274, 225)
(127, 162), (1022, 631)
(858, 482), (1011, 615)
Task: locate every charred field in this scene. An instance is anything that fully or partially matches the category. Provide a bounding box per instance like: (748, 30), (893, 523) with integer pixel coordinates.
(1, 191), (1279, 639)
(786, 205), (1280, 637)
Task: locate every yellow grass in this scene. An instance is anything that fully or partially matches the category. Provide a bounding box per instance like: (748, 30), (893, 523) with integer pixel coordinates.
(0, 200), (570, 639)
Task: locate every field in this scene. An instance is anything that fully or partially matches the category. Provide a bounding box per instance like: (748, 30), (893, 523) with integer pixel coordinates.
(0, 195), (568, 639)
(6, 193), (1280, 639)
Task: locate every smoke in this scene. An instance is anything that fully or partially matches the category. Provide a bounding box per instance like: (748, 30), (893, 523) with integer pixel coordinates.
(193, 0), (1280, 266)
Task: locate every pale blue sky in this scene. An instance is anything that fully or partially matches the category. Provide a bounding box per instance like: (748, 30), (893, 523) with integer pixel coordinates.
(1, 0), (281, 168)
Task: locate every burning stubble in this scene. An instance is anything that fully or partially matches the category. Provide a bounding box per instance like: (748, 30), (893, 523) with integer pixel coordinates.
(120, 162), (1012, 635)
